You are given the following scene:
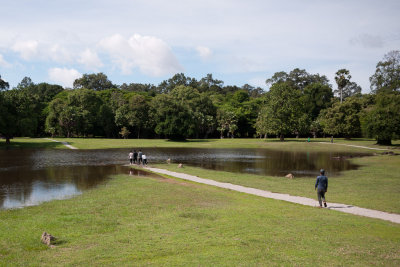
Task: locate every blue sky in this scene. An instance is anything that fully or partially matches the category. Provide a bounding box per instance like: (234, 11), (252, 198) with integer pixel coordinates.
(0, 0), (399, 92)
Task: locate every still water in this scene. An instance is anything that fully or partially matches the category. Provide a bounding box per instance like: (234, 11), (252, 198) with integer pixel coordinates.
(0, 147), (368, 209)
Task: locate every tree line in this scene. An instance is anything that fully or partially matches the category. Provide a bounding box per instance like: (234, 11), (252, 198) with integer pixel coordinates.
(1, 50), (399, 145)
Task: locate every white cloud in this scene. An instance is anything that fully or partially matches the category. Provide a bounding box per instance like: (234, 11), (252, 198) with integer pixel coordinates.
(196, 46), (212, 59)
(99, 34), (183, 76)
(0, 54), (11, 67)
(48, 67), (81, 88)
(78, 48), (103, 71)
(12, 40), (39, 60)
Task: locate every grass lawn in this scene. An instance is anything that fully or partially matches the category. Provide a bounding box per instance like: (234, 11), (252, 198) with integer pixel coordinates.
(0, 174), (399, 266)
(151, 153), (400, 214)
(0, 137), (66, 149)
(2, 137), (399, 152)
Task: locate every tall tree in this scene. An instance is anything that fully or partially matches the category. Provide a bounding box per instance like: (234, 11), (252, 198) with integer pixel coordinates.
(217, 107), (238, 138)
(73, 73), (114, 91)
(369, 50), (400, 93)
(198, 73), (224, 93)
(0, 92), (17, 143)
(16, 77), (34, 90)
(257, 82), (304, 141)
(301, 83), (334, 121)
(158, 73), (198, 93)
(319, 96), (362, 138)
(128, 95), (150, 139)
(151, 94), (195, 140)
(334, 69), (351, 103)
(45, 89), (102, 137)
(266, 68), (330, 91)
(255, 105), (273, 138)
(0, 87), (39, 141)
(169, 85), (217, 138)
(362, 92), (400, 145)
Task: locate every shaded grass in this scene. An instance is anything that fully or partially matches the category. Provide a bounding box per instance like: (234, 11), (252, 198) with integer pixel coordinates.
(0, 174), (399, 266)
(0, 137), (66, 149)
(152, 154), (400, 214)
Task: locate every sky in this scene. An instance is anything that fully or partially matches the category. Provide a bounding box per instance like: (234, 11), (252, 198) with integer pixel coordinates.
(0, 0), (399, 92)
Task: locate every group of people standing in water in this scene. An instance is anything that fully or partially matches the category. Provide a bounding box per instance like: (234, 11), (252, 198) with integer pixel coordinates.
(128, 149), (147, 166)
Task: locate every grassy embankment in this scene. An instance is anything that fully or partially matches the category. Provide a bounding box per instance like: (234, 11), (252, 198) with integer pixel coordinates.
(0, 173), (399, 266)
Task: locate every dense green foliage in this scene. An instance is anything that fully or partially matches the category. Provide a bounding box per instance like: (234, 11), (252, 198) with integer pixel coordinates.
(363, 92), (400, 145)
(1, 51), (399, 143)
(370, 50), (400, 93)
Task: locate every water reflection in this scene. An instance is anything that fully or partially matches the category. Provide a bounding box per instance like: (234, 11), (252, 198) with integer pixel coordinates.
(144, 148), (366, 177)
(0, 164), (127, 210)
(0, 147), (369, 210)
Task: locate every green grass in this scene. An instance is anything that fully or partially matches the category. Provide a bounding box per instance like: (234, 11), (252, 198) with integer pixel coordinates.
(2, 137), (399, 152)
(1, 137), (399, 265)
(0, 174), (399, 266)
(0, 137), (66, 149)
(151, 153), (400, 214)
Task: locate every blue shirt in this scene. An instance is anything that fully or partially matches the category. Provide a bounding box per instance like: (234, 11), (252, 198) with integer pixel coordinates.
(315, 175), (328, 191)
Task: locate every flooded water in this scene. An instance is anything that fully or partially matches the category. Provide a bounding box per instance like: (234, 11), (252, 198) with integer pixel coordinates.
(0, 147), (368, 209)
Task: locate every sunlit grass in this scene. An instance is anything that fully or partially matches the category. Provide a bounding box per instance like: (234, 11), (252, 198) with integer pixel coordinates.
(0, 174), (399, 266)
(3, 137), (398, 152)
(151, 153), (400, 214)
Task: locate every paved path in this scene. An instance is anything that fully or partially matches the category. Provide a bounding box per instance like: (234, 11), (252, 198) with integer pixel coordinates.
(317, 142), (390, 151)
(44, 138), (78, 149)
(145, 167), (400, 224)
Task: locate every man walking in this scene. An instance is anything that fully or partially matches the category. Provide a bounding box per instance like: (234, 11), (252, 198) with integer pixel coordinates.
(315, 169), (328, 208)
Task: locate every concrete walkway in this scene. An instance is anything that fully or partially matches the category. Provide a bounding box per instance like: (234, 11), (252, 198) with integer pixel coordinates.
(317, 141), (390, 151)
(145, 167), (400, 224)
(44, 138), (78, 149)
